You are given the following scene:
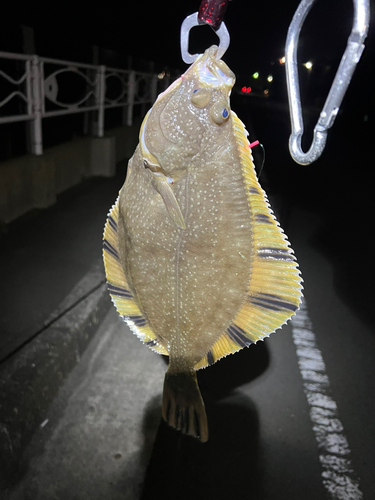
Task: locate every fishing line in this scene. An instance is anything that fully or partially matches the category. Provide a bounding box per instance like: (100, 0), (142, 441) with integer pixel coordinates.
(249, 141), (266, 180)
(257, 143), (266, 180)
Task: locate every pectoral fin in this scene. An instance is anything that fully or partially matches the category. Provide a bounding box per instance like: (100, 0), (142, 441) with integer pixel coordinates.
(152, 175), (186, 229)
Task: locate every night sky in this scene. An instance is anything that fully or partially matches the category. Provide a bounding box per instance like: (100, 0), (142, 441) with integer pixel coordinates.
(2, 0), (372, 76)
(1, 0), (374, 182)
(2, 0), (374, 204)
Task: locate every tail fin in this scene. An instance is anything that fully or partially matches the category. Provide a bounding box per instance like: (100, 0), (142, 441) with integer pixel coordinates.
(162, 370), (208, 442)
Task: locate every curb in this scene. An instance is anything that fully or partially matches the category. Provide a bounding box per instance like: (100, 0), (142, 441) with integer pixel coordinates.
(0, 271), (111, 490)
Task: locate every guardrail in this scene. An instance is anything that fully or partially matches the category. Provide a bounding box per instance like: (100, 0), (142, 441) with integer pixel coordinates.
(0, 51), (170, 155)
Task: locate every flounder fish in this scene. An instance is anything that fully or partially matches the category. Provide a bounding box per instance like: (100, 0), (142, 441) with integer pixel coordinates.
(103, 45), (302, 442)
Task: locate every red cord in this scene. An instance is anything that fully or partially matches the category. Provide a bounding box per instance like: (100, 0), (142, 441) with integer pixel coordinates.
(198, 0), (231, 29)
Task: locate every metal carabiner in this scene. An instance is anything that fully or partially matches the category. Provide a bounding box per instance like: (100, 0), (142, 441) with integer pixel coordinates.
(285, 0), (370, 165)
(180, 12), (230, 64)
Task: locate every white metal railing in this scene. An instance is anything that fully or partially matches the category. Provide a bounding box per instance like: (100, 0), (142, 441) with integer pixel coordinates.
(0, 51), (170, 155)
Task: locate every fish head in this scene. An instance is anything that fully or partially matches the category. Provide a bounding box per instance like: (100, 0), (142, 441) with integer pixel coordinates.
(140, 45), (236, 179)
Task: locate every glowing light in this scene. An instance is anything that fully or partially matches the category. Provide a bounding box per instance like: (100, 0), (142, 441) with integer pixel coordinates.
(252, 72), (259, 79)
(279, 56), (286, 64)
(241, 86), (252, 93)
(158, 72), (165, 79)
(264, 89), (269, 96)
(267, 75), (273, 82)
(304, 61), (313, 69)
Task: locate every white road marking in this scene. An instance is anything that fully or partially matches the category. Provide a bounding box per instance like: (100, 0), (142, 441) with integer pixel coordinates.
(291, 299), (363, 500)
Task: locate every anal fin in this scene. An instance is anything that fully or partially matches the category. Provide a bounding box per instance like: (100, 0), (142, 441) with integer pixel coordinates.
(103, 196), (168, 356)
(195, 113), (303, 371)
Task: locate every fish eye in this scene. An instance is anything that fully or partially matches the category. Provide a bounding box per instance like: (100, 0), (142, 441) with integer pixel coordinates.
(143, 159), (149, 168)
(191, 88), (211, 108)
(210, 100), (231, 125)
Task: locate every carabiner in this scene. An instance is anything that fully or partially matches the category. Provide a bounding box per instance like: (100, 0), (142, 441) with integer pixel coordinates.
(285, 0), (370, 165)
(180, 12), (230, 64)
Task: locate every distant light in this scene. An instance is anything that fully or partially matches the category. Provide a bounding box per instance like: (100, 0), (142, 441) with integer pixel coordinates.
(158, 71), (165, 79)
(166, 72), (170, 77)
(304, 61), (313, 69)
(241, 86), (252, 93)
(246, 87), (251, 93)
(279, 56), (286, 64)
(242, 86), (247, 93)
(264, 89), (269, 96)
(267, 75), (273, 82)
(252, 72), (259, 79)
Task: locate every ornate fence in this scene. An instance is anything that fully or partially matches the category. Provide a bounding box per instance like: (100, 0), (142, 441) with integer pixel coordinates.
(0, 51), (170, 155)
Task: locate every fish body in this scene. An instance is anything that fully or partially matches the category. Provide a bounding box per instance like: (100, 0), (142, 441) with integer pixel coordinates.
(103, 46), (302, 441)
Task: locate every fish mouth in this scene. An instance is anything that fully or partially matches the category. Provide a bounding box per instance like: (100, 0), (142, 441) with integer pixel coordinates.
(139, 45), (235, 170)
(188, 45), (235, 90)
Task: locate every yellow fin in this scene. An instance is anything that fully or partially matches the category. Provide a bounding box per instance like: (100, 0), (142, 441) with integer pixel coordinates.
(195, 113), (303, 370)
(103, 197), (168, 355)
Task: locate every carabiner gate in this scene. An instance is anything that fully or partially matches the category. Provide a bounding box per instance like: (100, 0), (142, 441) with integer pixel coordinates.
(285, 0), (370, 165)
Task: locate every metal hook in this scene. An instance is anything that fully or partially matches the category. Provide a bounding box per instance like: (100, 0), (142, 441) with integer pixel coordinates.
(285, 0), (370, 165)
(180, 12), (230, 64)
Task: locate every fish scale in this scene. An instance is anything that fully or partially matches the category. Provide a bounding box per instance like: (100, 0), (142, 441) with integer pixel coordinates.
(103, 45), (303, 441)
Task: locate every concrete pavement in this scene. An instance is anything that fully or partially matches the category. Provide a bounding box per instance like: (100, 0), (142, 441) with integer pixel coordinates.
(1, 120), (374, 498)
(0, 165), (126, 489)
(5, 307), (327, 500)
(4, 199), (375, 498)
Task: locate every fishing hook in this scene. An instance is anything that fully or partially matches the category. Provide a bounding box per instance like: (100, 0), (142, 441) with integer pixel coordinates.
(180, 0), (231, 64)
(285, 0), (370, 165)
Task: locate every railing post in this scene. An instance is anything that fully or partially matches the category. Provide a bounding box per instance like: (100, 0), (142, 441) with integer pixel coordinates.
(29, 55), (43, 155)
(127, 71), (135, 126)
(121, 71), (130, 126)
(25, 58), (33, 154)
(96, 65), (105, 137)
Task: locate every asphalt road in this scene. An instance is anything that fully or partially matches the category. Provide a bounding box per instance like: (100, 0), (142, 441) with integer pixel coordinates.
(6, 198), (374, 500)
(3, 92), (374, 499)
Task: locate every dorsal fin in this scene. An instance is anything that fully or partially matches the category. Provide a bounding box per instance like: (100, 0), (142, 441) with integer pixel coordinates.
(195, 113), (303, 370)
(103, 196), (168, 355)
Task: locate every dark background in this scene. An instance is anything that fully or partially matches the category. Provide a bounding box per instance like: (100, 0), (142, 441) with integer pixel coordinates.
(1, 1), (374, 496)
(1, 0), (374, 318)
(1, 0), (374, 326)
